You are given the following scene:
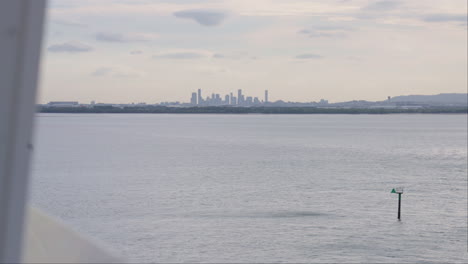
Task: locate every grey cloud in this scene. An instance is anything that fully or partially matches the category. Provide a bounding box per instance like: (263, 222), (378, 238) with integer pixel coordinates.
(96, 32), (126, 42)
(92, 66), (145, 78)
(422, 14), (467, 23)
(153, 52), (206, 59)
(362, 0), (401, 11)
(95, 32), (156, 43)
(295, 54), (323, 59)
(173, 9), (227, 26)
(309, 32), (338, 38)
(357, 2), (466, 28)
(130, 50), (143, 55)
(211, 52), (258, 60)
(51, 19), (87, 27)
(47, 41), (93, 53)
(353, 1), (407, 21)
(298, 25), (353, 38)
(92, 67), (112, 77)
(315, 25), (354, 31)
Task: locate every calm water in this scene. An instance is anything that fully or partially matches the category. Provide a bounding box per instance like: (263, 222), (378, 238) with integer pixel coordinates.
(30, 114), (467, 263)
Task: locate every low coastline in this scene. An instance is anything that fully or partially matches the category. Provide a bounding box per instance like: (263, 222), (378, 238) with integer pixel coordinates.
(38, 106), (468, 114)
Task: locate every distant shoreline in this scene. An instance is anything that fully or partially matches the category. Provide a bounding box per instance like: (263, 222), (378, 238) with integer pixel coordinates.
(37, 106), (468, 115)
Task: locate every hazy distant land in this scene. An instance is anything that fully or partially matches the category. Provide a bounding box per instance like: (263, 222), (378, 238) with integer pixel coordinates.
(37, 106), (467, 114)
(38, 93), (467, 114)
(390, 93), (467, 104)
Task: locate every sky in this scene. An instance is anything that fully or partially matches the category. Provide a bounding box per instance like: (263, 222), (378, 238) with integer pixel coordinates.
(39, 0), (467, 104)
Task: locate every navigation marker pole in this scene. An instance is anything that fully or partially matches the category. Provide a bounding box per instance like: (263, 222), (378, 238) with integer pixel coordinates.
(391, 187), (404, 220)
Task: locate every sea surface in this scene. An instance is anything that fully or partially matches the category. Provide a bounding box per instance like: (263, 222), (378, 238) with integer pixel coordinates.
(30, 114), (468, 263)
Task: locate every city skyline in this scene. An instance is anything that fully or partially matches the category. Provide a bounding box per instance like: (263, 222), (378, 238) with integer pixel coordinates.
(39, 0), (467, 104)
(190, 89), (271, 106)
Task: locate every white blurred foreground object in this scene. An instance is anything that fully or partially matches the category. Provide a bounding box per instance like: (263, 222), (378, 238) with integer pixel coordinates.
(23, 207), (121, 263)
(0, 1), (46, 262)
(0, 1), (122, 262)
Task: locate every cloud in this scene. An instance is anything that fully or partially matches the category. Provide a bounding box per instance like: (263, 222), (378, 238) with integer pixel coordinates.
(95, 32), (158, 42)
(422, 14), (467, 23)
(295, 54), (323, 59)
(211, 52), (258, 60)
(49, 1), (356, 18)
(51, 19), (87, 27)
(173, 9), (227, 26)
(92, 67), (113, 77)
(212, 53), (224, 58)
(91, 66), (145, 78)
(298, 25), (353, 38)
(153, 51), (209, 59)
(47, 41), (93, 53)
(361, 1), (401, 12)
(130, 50), (143, 55)
(298, 29), (311, 34)
(299, 30), (341, 38)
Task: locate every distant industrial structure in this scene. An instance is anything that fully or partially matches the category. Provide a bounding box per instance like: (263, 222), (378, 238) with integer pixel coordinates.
(46, 101), (79, 107)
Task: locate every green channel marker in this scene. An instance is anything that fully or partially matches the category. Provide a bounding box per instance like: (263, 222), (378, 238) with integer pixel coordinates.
(391, 187), (404, 220)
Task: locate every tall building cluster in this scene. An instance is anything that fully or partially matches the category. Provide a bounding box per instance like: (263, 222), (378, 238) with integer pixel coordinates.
(190, 89), (269, 106)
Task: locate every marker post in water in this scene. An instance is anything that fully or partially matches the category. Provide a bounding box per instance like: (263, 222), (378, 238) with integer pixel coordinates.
(391, 187), (404, 220)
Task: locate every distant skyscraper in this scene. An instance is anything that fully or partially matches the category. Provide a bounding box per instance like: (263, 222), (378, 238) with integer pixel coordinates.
(246, 96), (253, 105)
(237, 89), (243, 105)
(225, 95), (230, 104)
(265, 90), (268, 103)
(197, 89), (202, 105)
(190, 92), (197, 105)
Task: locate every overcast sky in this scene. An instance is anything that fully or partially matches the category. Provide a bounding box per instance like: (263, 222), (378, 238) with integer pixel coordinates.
(39, 0), (467, 104)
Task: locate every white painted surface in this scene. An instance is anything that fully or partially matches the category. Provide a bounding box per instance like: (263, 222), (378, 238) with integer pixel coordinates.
(23, 208), (122, 263)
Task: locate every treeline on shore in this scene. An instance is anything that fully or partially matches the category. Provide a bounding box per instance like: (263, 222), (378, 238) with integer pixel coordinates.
(38, 105), (468, 114)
